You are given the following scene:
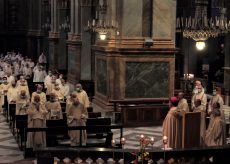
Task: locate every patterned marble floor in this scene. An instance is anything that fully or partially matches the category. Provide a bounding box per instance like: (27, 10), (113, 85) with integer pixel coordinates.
(0, 114), (24, 163)
(112, 126), (163, 150)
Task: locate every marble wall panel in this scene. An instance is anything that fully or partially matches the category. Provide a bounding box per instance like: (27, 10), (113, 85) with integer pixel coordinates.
(125, 61), (169, 98)
(67, 44), (81, 83)
(96, 58), (107, 96)
(122, 0), (142, 37)
(152, 0), (176, 43)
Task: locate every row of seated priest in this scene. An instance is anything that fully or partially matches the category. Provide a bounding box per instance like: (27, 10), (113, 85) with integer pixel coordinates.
(0, 78), (116, 150)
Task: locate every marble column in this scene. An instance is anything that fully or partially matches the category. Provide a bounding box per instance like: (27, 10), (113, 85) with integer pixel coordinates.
(48, 0), (60, 69)
(27, 0), (45, 59)
(67, 0), (82, 83)
(122, 0), (142, 37)
(152, 0), (176, 47)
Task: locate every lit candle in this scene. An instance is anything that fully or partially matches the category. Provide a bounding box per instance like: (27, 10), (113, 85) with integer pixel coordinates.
(92, 19), (95, 26)
(121, 137), (126, 145)
(140, 134), (144, 142)
(163, 136), (168, 145)
(150, 137), (155, 145)
(112, 139), (116, 147)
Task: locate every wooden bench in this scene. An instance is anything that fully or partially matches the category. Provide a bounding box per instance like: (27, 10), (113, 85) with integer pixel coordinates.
(15, 114), (28, 150)
(88, 112), (102, 118)
(24, 123), (123, 157)
(22, 117), (121, 148)
(110, 99), (169, 126)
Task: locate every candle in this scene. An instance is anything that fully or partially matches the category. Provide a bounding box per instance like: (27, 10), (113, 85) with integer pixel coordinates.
(87, 20), (90, 27)
(140, 134), (144, 142)
(92, 19), (95, 26)
(163, 136), (168, 144)
(121, 137), (126, 145)
(140, 134), (144, 139)
(150, 137), (155, 145)
(112, 139), (116, 147)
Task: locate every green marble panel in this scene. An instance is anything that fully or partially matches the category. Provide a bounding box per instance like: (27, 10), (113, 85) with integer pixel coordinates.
(96, 59), (107, 95)
(125, 61), (169, 98)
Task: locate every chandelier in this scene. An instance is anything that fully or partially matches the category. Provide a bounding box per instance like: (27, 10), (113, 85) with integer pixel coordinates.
(84, 0), (118, 40)
(59, 16), (71, 32)
(176, 0), (230, 50)
(85, 19), (118, 40)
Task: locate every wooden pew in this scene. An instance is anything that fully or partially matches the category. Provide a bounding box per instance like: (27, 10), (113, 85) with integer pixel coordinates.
(24, 123), (123, 157)
(110, 99), (169, 126)
(9, 103), (16, 134)
(15, 114), (28, 150)
(86, 118), (112, 147)
(46, 119), (68, 147)
(88, 112), (101, 118)
(24, 117), (120, 148)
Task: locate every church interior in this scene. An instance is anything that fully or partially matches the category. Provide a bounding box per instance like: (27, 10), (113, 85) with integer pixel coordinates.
(0, 0), (230, 163)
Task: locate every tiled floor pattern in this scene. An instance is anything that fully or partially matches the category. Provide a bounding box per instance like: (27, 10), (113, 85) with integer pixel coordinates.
(0, 114), (24, 163)
(112, 126), (163, 150)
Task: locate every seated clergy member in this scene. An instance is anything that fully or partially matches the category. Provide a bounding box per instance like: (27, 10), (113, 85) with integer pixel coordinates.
(205, 102), (226, 146)
(177, 92), (189, 112)
(16, 75), (28, 86)
(74, 83), (90, 111)
(33, 66), (47, 83)
(162, 97), (181, 149)
(208, 87), (225, 126)
(60, 79), (70, 98)
(52, 83), (64, 101)
(16, 90), (30, 115)
(31, 84), (47, 104)
(67, 93), (88, 146)
(46, 75), (56, 96)
(17, 78), (30, 99)
(192, 99), (206, 146)
(26, 95), (47, 149)
(45, 93), (62, 120)
(7, 81), (18, 103)
(0, 77), (10, 113)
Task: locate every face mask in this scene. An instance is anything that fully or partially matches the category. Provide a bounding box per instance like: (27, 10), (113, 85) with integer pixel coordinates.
(213, 91), (217, 95)
(20, 94), (26, 99)
(37, 90), (42, 93)
(194, 88), (198, 94)
(50, 98), (55, 102)
(76, 87), (81, 92)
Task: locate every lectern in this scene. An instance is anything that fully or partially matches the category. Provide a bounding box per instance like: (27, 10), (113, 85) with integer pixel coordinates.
(182, 112), (201, 148)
